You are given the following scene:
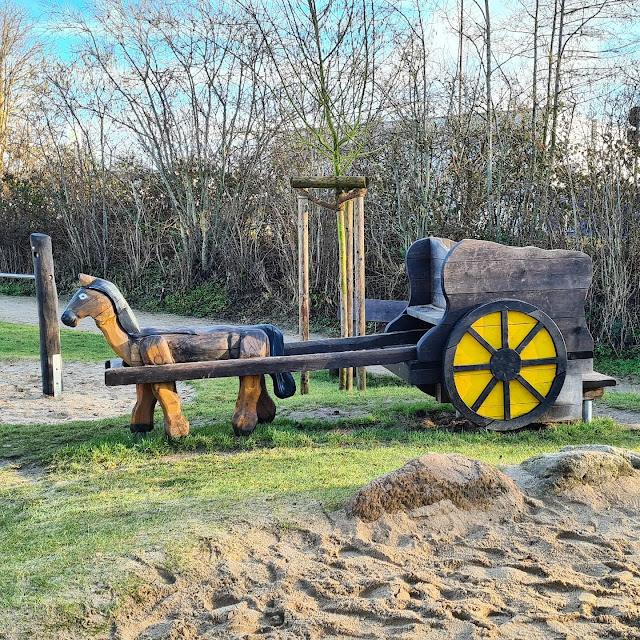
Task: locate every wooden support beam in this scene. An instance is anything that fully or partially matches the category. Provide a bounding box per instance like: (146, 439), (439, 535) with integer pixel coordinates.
(345, 198), (354, 390)
(105, 345), (418, 386)
(297, 194), (310, 395)
(354, 194), (366, 390)
(30, 233), (62, 397)
(290, 176), (368, 190)
(336, 202), (348, 390)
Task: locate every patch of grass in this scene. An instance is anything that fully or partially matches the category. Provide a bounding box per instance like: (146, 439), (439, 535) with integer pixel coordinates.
(2, 415), (638, 635)
(600, 391), (640, 412)
(595, 347), (640, 377)
(0, 320), (112, 361)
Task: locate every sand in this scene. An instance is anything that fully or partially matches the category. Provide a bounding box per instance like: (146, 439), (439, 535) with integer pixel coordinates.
(0, 359), (194, 425)
(112, 450), (640, 640)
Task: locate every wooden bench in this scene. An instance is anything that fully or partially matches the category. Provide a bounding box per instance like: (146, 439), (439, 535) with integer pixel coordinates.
(581, 371), (616, 421)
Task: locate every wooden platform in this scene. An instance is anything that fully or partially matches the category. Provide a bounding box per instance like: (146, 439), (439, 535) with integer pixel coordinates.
(582, 371), (617, 390)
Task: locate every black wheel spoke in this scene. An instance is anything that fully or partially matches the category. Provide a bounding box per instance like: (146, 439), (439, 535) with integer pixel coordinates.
(468, 327), (497, 355)
(504, 380), (511, 421)
(515, 375), (546, 403)
(501, 309), (509, 349)
(454, 363), (492, 372)
(521, 357), (558, 367)
(471, 376), (499, 412)
(515, 321), (543, 354)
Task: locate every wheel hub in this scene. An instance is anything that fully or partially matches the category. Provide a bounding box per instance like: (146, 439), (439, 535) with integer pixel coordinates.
(490, 348), (522, 381)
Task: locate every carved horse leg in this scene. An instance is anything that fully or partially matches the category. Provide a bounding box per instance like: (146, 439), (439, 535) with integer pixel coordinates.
(232, 331), (270, 436)
(131, 383), (156, 433)
(140, 335), (190, 438)
(256, 375), (277, 424)
(152, 382), (190, 438)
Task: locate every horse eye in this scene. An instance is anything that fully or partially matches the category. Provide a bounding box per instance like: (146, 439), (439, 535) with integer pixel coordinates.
(78, 293), (88, 300)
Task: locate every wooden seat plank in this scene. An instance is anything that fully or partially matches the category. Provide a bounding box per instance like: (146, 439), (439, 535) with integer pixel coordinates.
(582, 371), (616, 390)
(406, 305), (446, 325)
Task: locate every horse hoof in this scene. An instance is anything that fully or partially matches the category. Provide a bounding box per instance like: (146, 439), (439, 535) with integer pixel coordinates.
(164, 416), (190, 438)
(232, 411), (258, 436)
(130, 423), (154, 433)
(233, 425), (256, 437)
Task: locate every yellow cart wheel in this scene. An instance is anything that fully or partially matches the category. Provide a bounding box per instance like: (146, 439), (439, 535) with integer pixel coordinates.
(442, 300), (567, 431)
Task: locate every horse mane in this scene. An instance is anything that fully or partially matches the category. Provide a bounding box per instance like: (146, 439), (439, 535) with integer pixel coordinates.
(86, 278), (141, 335)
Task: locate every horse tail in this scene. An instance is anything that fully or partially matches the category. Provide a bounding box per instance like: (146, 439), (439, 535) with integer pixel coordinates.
(254, 324), (296, 399)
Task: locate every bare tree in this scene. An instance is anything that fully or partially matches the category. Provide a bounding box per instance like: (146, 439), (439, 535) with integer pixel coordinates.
(0, 1), (39, 177)
(62, 0), (275, 282)
(247, 0), (384, 178)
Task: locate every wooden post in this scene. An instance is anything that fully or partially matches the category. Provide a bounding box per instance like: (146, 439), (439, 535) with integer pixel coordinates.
(336, 198), (348, 390)
(354, 193), (366, 391)
(345, 198), (354, 390)
(297, 194), (310, 394)
(30, 233), (62, 397)
(289, 175), (369, 392)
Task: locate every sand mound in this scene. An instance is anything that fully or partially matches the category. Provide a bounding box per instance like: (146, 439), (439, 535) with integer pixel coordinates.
(345, 453), (525, 524)
(511, 445), (640, 496)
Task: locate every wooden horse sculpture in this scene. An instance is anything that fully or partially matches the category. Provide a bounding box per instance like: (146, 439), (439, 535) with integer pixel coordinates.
(61, 274), (296, 437)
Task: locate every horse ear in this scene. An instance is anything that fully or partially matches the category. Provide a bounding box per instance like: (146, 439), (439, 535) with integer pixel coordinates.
(78, 273), (97, 286)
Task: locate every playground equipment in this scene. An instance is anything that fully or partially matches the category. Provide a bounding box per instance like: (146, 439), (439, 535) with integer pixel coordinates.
(61, 274), (295, 437)
(102, 237), (615, 434)
(1, 233), (62, 397)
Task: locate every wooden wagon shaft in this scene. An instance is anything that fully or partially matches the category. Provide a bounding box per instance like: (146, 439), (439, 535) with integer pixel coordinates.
(104, 330), (425, 375)
(283, 330), (425, 355)
(105, 345), (417, 386)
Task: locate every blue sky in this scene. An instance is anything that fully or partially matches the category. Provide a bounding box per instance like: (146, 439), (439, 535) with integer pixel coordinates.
(14, 0), (87, 18)
(14, 0), (94, 59)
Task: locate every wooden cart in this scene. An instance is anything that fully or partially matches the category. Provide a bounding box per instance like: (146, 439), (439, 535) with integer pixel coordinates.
(105, 237), (615, 431)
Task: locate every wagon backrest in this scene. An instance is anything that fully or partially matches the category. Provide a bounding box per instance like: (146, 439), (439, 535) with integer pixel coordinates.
(440, 239), (594, 356)
(405, 237), (456, 309)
